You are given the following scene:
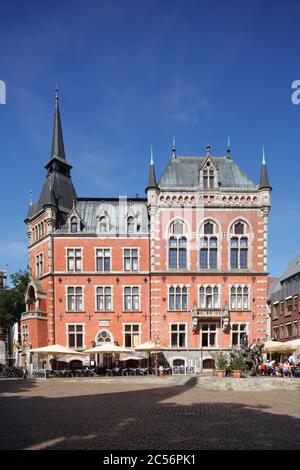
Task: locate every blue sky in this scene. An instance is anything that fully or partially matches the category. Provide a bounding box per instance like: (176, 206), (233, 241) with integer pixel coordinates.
(0, 0), (299, 279)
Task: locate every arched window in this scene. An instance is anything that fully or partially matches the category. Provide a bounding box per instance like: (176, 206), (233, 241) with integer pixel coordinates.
(200, 159), (218, 189)
(168, 220), (187, 269)
(199, 285), (220, 308)
(200, 221), (218, 269)
(230, 285), (249, 310)
(71, 217), (78, 233)
(127, 217), (134, 234)
(169, 285), (188, 311)
(96, 330), (113, 345)
(230, 221), (248, 269)
(99, 216), (108, 233)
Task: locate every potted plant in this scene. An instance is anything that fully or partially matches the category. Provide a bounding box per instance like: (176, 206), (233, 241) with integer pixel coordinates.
(230, 356), (246, 378)
(213, 352), (228, 377)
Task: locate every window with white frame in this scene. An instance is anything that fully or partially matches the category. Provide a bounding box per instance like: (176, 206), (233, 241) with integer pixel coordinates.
(96, 330), (113, 344)
(124, 287), (139, 311)
(70, 216), (78, 233)
(201, 323), (217, 347)
(96, 248), (111, 272)
(67, 286), (83, 311)
(231, 323), (247, 347)
(67, 249), (82, 271)
(199, 285), (220, 309)
(127, 217), (135, 234)
(199, 221), (218, 269)
(35, 253), (43, 277)
(99, 216), (109, 233)
(67, 324), (84, 349)
(230, 221), (249, 269)
(96, 286), (112, 311)
(230, 285), (249, 310)
(170, 323), (186, 348)
(124, 248), (138, 271)
(168, 220), (187, 269)
(169, 286), (188, 311)
(124, 324), (140, 348)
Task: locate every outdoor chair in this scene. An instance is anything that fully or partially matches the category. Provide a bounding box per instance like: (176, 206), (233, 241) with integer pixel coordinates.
(113, 368), (121, 376)
(165, 367), (172, 375)
(122, 368), (129, 376)
(129, 368), (137, 375)
(105, 369), (112, 376)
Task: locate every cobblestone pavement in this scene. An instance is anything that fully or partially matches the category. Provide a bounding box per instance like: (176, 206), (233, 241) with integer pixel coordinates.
(0, 377), (300, 450)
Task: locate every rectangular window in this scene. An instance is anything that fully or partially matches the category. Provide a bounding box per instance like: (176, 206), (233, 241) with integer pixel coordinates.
(67, 249), (82, 272)
(67, 286), (83, 311)
(22, 325), (29, 344)
(170, 323), (186, 348)
(273, 326), (279, 340)
(35, 253), (43, 277)
(230, 249), (238, 269)
(286, 323), (292, 337)
(96, 286), (112, 311)
(124, 324), (140, 348)
(124, 249), (139, 272)
(230, 286), (249, 310)
(240, 249), (248, 269)
(201, 323), (217, 348)
(96, 249), (111, 272)
(124, 287), (140, 311)
(68, 324), (84, 349)
(231, 323), (247, 347)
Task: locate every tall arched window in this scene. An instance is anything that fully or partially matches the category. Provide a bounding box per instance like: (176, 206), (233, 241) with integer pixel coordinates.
(169, 220), (187, 269)
(200, 221), (218, 269)
(230, 221), (248, 269)
(71, 217), (78, 233)
(199, 285), (220, 308)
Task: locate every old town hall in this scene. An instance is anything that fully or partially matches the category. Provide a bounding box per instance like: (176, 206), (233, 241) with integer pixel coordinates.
(21, 94), (272, 371)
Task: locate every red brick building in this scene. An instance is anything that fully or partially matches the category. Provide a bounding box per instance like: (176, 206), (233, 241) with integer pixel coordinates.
(268, 254), (300, 342)
(21, 95), (272, 371)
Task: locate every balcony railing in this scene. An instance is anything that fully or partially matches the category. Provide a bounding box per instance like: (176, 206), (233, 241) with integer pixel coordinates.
(21, 310), (47, 320)
(192, 308), (223, 319)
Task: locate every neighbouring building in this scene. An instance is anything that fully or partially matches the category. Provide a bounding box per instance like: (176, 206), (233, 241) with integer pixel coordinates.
(21, 93), (272, 371)
(268, 254), (300, 342)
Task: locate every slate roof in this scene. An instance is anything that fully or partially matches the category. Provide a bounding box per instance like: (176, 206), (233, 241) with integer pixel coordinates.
(158, 156), (258, 190)
(280, 253), (300, 282)
(58, 198), (148, 234)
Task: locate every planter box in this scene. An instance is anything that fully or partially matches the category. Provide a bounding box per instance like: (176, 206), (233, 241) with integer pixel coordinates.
(216, 370), (225, 378)
(232, 370), (242, 378)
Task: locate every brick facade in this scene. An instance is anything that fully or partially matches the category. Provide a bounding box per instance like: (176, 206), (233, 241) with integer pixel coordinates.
(21, 97), (272, 371)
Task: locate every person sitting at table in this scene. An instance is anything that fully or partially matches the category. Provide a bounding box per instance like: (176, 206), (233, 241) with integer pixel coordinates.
(282, 360), (292, 378)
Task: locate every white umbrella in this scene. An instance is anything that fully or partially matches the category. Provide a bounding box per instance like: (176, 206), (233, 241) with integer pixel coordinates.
(262, 341), (285, 353)
(135, 341), (167, 352)
(30, 344), (84, 355)
(278, 339), (300, 353)
(84, 343), (134, 354)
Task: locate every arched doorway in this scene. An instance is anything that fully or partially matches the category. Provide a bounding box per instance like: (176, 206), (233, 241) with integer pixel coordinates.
(95, 330), (114, 370)
(203, 358), (215, 369)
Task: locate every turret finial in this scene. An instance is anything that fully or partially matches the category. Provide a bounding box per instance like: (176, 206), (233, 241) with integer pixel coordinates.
(172, 136), (176, 158)
(227, 136), (231, 158)
(150, 145), (154, 165)
(206, 144), (211, 156)
(262, 145), (266, 165)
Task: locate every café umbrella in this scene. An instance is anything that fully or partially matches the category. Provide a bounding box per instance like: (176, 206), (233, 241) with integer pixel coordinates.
(262, 341), (285, 353)
(84, 343), (134, 370)
(278, 339), (300, 353)
(135, 341), (167, 373)
(29, 344), (85, 370)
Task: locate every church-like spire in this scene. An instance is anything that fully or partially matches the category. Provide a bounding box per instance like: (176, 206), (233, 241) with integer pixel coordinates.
(146, 146), (157, 191)
(50, 88), (66, 160)
(259, 146), (272, 190)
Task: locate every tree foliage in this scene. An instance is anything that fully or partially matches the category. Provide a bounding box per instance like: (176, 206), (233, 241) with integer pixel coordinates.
(0, 270), (29, 331)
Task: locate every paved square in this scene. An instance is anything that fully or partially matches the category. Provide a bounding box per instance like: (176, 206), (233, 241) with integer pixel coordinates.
(0, 378), (300, 450)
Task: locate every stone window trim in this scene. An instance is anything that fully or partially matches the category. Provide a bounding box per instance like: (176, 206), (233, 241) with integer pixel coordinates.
(95, 329), (114, 345)
(65, 285), (85, 312)
(167, 219), (189, 270)
(123, 247), (140, 272)
(123, 285), (140, 311)
(66, 323), (85, 349)
(94, 247), (112, 272)
(94, 285), (114, 312)
(198, 284), (221, 309)
(122, 322), (142, 348)
(229, 284), (251, 311)
(35, 252), (43, 278)
(65, 247), (83, 272)
(199, 220), (220, 270)
(231, 322), (249, 348)
(169, 322), (188, 349)
(228, 218), (253, 270)
(168, 285), (189, 311)
(200, 322), (219, 349)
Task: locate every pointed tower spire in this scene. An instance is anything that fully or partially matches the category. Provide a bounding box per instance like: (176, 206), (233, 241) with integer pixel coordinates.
(227, 136), (231, 159)
(259, 145), (272, 190)
(50, 87), (66, 160)
(146, 146), (157, 191)
(172, 136), (176, 158)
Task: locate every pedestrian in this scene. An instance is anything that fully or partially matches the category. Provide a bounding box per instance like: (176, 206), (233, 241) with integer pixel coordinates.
(282, 360), (291, 378)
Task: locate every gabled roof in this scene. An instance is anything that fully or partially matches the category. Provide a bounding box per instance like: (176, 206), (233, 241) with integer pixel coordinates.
(158, 156), (258, 190)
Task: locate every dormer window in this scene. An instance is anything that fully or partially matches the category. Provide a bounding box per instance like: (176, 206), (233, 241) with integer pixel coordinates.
(127, 217), (135, 234)
(99, 216), (108, 233)
(71, 217), (78, 233)
(199, 158), (218, 189)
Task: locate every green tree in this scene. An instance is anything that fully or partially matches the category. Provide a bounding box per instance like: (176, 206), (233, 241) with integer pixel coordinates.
(0, 270), (29, 331)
